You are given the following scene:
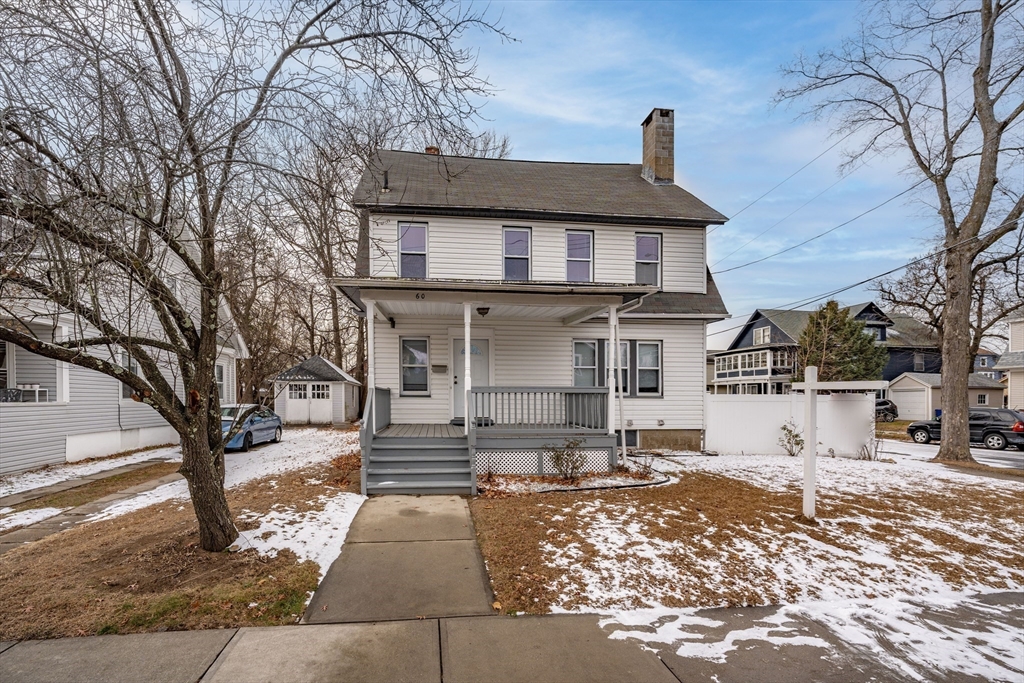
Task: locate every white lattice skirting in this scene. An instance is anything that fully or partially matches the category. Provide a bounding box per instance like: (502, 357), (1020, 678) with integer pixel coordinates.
(476, 449), (612, 475)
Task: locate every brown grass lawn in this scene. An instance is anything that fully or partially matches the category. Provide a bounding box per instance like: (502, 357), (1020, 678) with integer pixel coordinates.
(0, 450), (360, 640)
(469, 470), (1024, 614)
(875, 419), (914, 442)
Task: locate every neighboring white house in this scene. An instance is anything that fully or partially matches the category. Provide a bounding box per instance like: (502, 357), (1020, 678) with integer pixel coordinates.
(888, 372), (1006, 420)
(273, 356), (360, 425)
(337, 108), (730, 495)
(994, 317), (1023, 409)
(0, 296), (248, 476)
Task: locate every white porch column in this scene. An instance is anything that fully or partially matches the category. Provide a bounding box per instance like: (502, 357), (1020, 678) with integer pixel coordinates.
(614, 308), (626, 460)
(463, 302), (472, 435)
(803, 365), (818, 519)
(607, 306), (615, 435)
(366, 300), (376, 391)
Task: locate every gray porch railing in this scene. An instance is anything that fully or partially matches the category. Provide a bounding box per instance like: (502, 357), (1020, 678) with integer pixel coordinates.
(359, 387), (392, 495)
(469, 386), (608, 436)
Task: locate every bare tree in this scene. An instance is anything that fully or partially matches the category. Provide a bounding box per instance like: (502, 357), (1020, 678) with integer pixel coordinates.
(777, 0), (1024, 462)
(0, 0), (506, 549)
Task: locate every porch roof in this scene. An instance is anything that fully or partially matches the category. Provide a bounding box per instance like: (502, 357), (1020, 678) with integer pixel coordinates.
(333, 277), (659, 324)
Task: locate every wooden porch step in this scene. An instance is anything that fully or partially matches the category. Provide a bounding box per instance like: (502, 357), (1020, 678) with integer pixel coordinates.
(371, 443), (468, 451)
(365, 480), (473, 495)
(366, 467), (472, 475)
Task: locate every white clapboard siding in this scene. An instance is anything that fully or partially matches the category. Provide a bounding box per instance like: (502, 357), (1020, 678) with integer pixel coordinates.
(1010, 320), (1023, 352)
(369, 214), (706, 292)
(373, 317), (705, 430)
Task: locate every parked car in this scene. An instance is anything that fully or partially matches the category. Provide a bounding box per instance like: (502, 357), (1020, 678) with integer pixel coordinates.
(875, 399), (899, 422)
(221, 404), (283, 451)
(906, 408), (1024, 450)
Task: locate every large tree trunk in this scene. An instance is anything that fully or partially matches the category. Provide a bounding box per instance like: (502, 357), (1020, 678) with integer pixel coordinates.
(179, 437), (239, 551)
(935, 246), (975, 462)
(330, 288), (344, 368)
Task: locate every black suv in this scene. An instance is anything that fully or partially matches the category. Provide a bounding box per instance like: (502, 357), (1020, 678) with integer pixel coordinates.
(875, 399), (899, 422)
(907, 407), (1024, 450)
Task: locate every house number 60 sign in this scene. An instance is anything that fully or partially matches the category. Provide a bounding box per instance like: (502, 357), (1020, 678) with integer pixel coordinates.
(415, 293), (426, 299)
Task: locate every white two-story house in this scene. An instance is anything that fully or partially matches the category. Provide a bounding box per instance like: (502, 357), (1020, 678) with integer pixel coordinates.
(335, 108), (729, 495)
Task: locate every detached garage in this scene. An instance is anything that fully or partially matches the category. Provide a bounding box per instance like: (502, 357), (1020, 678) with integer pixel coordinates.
(889, 372), (1005, 420)
(274, 356), (361, 426)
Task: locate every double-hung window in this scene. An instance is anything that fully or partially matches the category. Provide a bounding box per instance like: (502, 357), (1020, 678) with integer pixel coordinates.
(121, 352), (139, 399)
(635, 234), (661, 286)
(753, 326), (770, 345)
(637, 342), (662, 395)
(398, 223), (427, 278)
(215, 363), (226, 400)
(503, 227), (531, 281)
(572, 341), (598, 387)
(566, 231), (593, 282)
(400, 338), (429, 395)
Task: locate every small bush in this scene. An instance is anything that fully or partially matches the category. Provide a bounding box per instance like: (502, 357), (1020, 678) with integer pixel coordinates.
(778, 420), (804, 457)
(544, 438), (586, 482)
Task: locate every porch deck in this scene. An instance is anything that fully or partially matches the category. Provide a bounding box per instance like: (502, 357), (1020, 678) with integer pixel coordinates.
(376, 423), (464, 439)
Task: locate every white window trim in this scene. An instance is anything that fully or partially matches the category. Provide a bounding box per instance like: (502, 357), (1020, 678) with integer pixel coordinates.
(753, 326), (770, 345)
(977, 393), (988, 405)
(288, 383), (308, 400)
(572, 340), (599, 387)
(398, 222), (428, 279)
(605, 340), (629, 393)
(565, 230), (594, 282)
(503, 226), (531, 281)
(979, 357), (988, 367)
(634, 232), (662, 287)
(400, 336), (431, 396)
(636, 340), (663, 396)
(0, 340), (12, 388)
(310, 383), (331, 400)
(215, 363), (226, 401)
(119, 352), (140, 401)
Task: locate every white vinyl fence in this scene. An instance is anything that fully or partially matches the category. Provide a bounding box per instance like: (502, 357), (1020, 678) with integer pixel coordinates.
(704, 393), (875, 457)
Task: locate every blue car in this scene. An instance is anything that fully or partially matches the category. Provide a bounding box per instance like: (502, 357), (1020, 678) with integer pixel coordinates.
(221, 404), (283, 451)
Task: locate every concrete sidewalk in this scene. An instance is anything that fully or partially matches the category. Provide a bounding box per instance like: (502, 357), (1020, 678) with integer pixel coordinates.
(304, 495), (495, 623)
(0, 614), (680, 683)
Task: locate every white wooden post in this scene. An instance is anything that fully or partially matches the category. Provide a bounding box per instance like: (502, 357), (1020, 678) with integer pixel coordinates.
(803, 365), (817, 519)
(366, 300), (376, 391)
(464, 302), (472, 436)
(607, 306), (615, 435)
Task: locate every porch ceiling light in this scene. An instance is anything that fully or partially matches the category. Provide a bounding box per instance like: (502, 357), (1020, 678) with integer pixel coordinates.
(476, 307), (490, 317)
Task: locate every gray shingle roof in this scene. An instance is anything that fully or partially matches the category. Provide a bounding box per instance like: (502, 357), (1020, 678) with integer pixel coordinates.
(628, 270), (729, 317)
(352, 150), (727, 226)
(994, 350), (1024, 370)
(275, 356), (360, 384)
(896, 372), (1005, 389)
(732, 306), (939, 350)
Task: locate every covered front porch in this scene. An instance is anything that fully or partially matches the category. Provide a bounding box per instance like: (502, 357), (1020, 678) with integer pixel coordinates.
(334, 278), (657, 495)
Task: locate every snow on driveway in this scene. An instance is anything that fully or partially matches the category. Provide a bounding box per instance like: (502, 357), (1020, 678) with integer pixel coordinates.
(0, 445), (181, 498)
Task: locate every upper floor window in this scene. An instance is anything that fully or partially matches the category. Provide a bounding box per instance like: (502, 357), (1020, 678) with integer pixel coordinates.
(979, 356), (988, 367)
(635, 234), (661, 286)
(566, 231), (593, 282)
(215, 363), (226, 401)
(753, 326), (770, 345)
(503, 227), (531, 281)
(398, 223), (427, 278)
(913, 352), (925, 372)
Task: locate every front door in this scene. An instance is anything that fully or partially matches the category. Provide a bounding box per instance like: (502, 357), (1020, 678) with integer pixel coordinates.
(453, 339), (489, 419)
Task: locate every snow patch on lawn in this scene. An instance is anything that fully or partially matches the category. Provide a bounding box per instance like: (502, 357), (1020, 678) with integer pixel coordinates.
(0, 506), (66, 532)
(88, 428), (359, 522)
(0, 446), (181, 498)
(598, 591), (1024, 683)
(235, 492), (365, 580)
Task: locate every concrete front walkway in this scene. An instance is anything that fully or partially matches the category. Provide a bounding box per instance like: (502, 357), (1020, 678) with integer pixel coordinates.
(304, 495), (495, 623)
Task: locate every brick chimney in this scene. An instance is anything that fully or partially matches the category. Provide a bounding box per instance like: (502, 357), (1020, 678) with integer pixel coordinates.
(641, 108), (674, 185)
(425, 145), (440, 155)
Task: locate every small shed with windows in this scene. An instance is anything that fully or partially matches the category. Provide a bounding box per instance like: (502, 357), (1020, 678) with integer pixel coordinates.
(273, 356), (361, 425)
(888, 372), (1005, 420)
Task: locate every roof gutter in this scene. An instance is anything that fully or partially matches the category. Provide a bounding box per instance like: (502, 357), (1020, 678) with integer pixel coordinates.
(351, 204), (725, 228)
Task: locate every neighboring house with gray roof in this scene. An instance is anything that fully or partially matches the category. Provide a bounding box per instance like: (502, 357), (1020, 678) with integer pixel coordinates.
(709, 302), (941, 396)
(888, 372), (1006, 420)
(974, 347), (1003, 381)
(994, 317), (1024, 410)
(336, 108), (730, 495)
(273, 356), (360, 426)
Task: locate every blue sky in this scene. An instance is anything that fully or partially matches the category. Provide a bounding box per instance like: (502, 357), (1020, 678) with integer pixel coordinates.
(466, 1), (942, 348)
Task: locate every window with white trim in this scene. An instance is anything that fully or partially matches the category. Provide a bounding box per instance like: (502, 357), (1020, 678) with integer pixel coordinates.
(566, 231), (593, 282)
(635, 233), (661, 286)
(121, 352), (139, 399)
(0, 342), (8, 388)
(503, 227), (531, 281)
(289, 383), (307, 399)
(215, 363), (226, 401)
(979, 357), (988, 367)
(398, 223), (427, 278)
(637, 342), (662, 395)
(573, 341), (598, 387)
(400, 338), (429, 395)
(753, 326), (770, 345)
(311, 383), (330, 399)
(977, 393), (988, 405)
(605, 341), (629, 392)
